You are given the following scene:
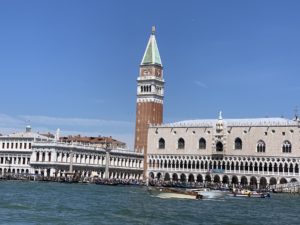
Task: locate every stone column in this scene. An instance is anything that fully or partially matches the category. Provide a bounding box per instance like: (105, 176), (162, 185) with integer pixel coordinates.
(293, 165), (296, 176)
(50, 168), (56, 177)
(105, 151), (110, 179)
(45, 152), (49, 162)
(69, 150), (73, 174)
(51, 151), (55, 162)
(31, 151), (37, 163)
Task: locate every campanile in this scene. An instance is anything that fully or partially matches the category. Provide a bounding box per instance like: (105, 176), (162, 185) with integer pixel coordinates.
(134, 26), (164, 154)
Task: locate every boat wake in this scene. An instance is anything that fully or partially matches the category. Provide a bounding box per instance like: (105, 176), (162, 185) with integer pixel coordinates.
(154, 192), (197, 200)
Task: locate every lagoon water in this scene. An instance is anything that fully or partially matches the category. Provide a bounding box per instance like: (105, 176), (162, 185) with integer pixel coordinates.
(0, 181), (299, 225)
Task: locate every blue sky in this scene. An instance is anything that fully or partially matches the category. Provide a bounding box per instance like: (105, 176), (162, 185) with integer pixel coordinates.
(0, 0), (300, 148)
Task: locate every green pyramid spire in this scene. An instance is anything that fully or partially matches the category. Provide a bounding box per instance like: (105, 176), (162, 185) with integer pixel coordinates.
(141, 26), (162, 66)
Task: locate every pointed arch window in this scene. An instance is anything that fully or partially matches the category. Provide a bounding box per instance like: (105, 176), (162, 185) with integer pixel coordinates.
(199, 138), (206, 149)
(216, 142), (223, 152)
(178, 138), (185, 149)
(257, 140), (266, 153)
(158, 138), (165, 149)
(235, 138), (242, 150)
(282, 140), (292, 153)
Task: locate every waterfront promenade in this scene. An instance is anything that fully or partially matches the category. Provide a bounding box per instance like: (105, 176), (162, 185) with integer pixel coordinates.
(1, 172), (300, 195)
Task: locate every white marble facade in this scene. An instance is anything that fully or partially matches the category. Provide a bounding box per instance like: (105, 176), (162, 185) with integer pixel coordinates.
(30, 140), (144, 180)
(0, 126), (50, 176)
(147, 116), (300, 188)
(0, 127), (144, 180)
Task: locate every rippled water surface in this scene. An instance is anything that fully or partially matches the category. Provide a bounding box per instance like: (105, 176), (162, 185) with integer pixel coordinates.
(0, 181), (299, 225)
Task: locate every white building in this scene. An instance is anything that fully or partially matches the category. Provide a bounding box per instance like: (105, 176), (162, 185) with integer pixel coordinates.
(147, 113), (300, 188)
(0, 127), (144, 180)
(0, 126), (52, 176)
(30, 140), (144, 180)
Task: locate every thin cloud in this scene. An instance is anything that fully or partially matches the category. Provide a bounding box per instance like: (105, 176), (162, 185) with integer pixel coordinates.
(94, 99), (105, 104)
(194, 80), (207, 88)
(19, 115), (133, 128)
(0, 114), (24, 126)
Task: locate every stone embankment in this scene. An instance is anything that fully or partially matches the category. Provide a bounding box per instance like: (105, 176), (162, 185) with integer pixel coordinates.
(0, 174), (144, 186)
(269, 181), (300, 194)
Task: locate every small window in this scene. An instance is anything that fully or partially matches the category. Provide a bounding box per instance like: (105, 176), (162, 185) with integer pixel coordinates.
(235, 138), (242, 150)
(178, 138), (185, 149)
(282, 132), (285, 136)
(199, 138), (206, 149)
(158, 138), (165, 149)
(282, 140), (292, 153)
(257, 140), (266, 153)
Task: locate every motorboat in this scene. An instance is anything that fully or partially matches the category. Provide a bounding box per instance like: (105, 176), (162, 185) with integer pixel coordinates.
(228, 189), (271, 198)
(148, 187), (203, 200)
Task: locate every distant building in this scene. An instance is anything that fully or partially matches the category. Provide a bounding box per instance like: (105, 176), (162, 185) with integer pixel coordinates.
(147, 115), (300, 188)
(0, 126), (51, 175)
(30, 140), (143, 179)
(59, 135), (127, 149)
(0, 127), (143, 180)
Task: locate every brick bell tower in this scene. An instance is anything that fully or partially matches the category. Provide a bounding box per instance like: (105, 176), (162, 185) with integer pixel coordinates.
(134, 26), (164, 155)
